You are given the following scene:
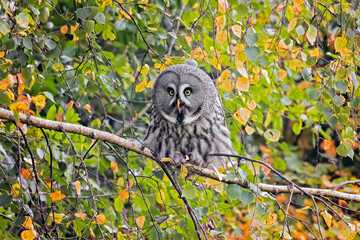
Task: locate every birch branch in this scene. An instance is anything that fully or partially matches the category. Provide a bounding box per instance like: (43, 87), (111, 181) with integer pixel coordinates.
(1, 107), (359, 202)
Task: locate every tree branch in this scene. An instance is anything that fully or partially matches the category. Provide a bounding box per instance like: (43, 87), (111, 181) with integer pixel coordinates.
(0, 107), (359, 202)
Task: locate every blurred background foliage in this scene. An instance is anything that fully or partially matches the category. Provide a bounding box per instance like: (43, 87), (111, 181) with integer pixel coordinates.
(0, 0), (360, 239)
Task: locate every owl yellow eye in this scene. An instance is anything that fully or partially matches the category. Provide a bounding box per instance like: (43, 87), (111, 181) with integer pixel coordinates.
(168, 88), (175, 96)
(184, 88), (192, 96)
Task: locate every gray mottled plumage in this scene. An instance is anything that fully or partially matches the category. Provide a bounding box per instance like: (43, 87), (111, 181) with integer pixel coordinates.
(143, 64), (232, 168)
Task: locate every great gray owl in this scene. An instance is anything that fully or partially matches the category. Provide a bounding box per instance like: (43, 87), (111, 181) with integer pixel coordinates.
(143, 64), (233, 169)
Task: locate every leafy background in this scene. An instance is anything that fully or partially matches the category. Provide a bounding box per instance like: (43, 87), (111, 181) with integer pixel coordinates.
(0, 0), (360, 239)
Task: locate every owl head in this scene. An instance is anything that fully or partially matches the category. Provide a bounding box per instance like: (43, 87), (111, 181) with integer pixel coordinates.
(152, 64), (212, 125)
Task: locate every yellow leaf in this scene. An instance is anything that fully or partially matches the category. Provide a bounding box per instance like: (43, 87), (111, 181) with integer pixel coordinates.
(335, 36), (347, 52)
(310, 47), (319, 58)
(343, 225), (357, 240)
(49, 213), (62, 224)
(160, 157), (172, 162)
(180, 165), (188, 178)
(75, 180), (81, 195)
(11, 183), (21, 197)
(264, 212), (277, 228)
(278, 69), (287, 81)
(219, 69), (232, 92)
(306, 25), (317, 45)
(136, 216), (145, 229)
(191, 47), (206, 61)
(215, 15), (226, 30)
(75, 212), (86, 220)
(287, 18), (297, 32)
(253, 67), (261, 74)
(139, 64), (149, 76)
(95, 214), (106, 225)
(0, 51), (5, 58)
(21, 230), (35, 240)
(217, 0), (229, 13)
(205, 178), (221, 187)
(156, 189), (166, 204)
(216, 30), (228, 45)
(60, 25), (68, 34)
(231, 25), (242, 38)
(70, 25), (77, 35)
(22, 216), (33, 229)
(276, 39), (293, 51)
(50, 191), (66, 202)
(250, 75), (260, 84)
(120, 189), (129, 202)
(146, 80), (153, 88)
(265, 39), (275, 51)
(7, 89), (14, 101)
(246, 99), (256, 110)
(320, 210), (332, 228)
(135, 79), (147, 92)
(111, 161), (119, 174)
(245, 125), (254, 135)
(234, 107), (251, 125)
(289, 59), (306, 72)
(21, 168), (31, 180)
(235, 77), (249, 92)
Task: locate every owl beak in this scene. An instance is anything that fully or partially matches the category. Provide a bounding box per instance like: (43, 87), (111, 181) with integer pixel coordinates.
(176, 99), (185, 112)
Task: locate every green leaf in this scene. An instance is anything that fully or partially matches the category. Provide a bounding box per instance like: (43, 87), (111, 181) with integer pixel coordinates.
(336, 142), (352, 157)
(328, 116), (338, 128)
(0, 92), (11, 104)
(15, 12), (30, 28)
(292, 121), (302, 135)
(240, 190), (254, 205)
(336, 80), (348, 93)
(273, 157), (287, 171)
(244, 46), (260, 62)
(323, 107), (334, 118)
(39, 7), (50, 23)
(0, 20), (10, 35)
(83, 20), (95, 33)
(226, 184), (242, 200)
(0, 193), (12, 206)
(350, 97), (360, 108)
(306, 56), (317, 66)
(114, 197), (124, 212)
(45, 39), (56, 50)
(77, 8), (92, 20)
(46, 105), (57, 120)
(333, 95), (344, 107)
(244, 33), (258, 46)
(238, 4), (249, 18)
(350, 72), (359, 89)
(23, 37), (32, 50)
(182, 185), (197, 199)
(44, 92), (55, 103)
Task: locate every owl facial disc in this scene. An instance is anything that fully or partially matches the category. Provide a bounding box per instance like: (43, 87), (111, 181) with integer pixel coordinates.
(153, 71), (204, 125)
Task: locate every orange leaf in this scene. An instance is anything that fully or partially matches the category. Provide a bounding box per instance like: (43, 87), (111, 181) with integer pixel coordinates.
(50, 191), (66, 202)
(235, 77), (249, 92)
(83, 104), (91, 113)
(136, 216), (145, 229)
(184, 35), (192, 46)
(16, 73), (25, 95)
(60, 25), (68, 34)
(21, 168), (31, 180)
(278, 69), (287, 82)
(120, 189), (129, 202)
(95, 214), (106, 225)
(75, 180), (81, 195)
(75, 212), (86, 220)
(234, 107), (251, 125)
(22, 216), (33, 230)
(126, 179), (134, 189)
(110, 161), (119, 174)
(217, 0), (229, 13)
(67, 100), (74, 109)
(276, 4), (286, 12)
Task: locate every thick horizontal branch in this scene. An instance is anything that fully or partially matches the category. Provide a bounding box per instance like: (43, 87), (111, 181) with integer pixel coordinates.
(1, 107), (359, 202)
